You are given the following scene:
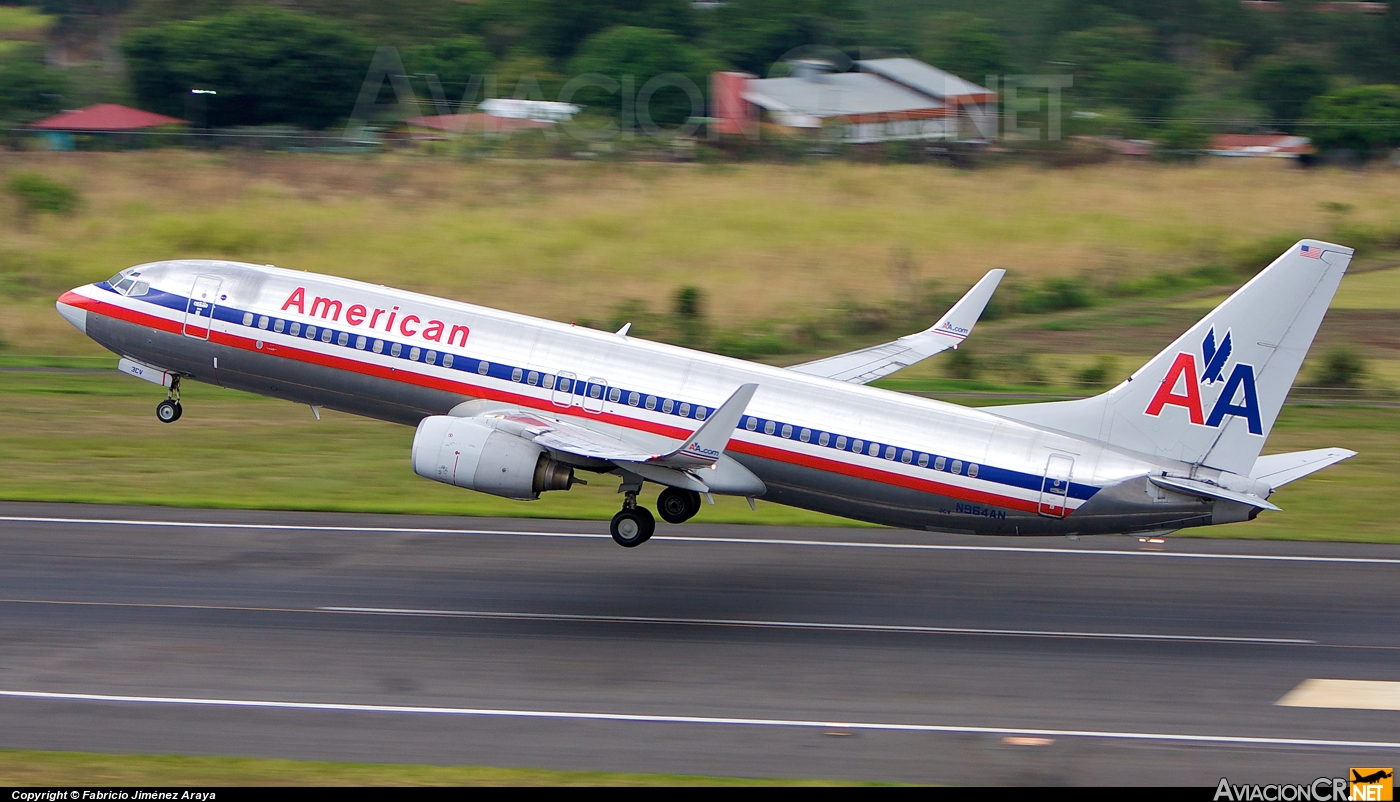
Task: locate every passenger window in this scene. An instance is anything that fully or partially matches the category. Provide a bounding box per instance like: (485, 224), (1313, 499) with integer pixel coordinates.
(442, 354), (453, 368)
(426, 351), (436, 365)
(662, 399), (674, 414)
(336, 331), (348, 346)
(559, 377), (571, 392)
(543, 374), (555, 390)
(679, 403), (690, 417)
(696, 407), (707, 420)
(608, 387), (621, 403)
(818, 432), (829, 447)
(645, 396), (656, 410)
(917, 453), (929, 468)
(628, 392), (639, 406)
(478, 361), (490, 376)
(852, 439), (863, 452)
(321, 329), (332, 343)
(390, 342), (402, 357)
(763, 421), (775, 435)
(589, 384), (602, 399)
(745, 417), (757, 431)
(258, 316), (269, 330)
(884, 446), (896, 460)
(870, 443), (881, 457)
(512, 368), (523, 382)
(273, 319), (285, 333)
(835, 436), (846, 449)
(934, 456), (945, 471)
(901, 450), (912, 463)
(968, 463), (979, 478)
(951, 460), (962, 475)
(372, 340), (383, 354)
(242, 312), (254, 326)
(800, 429), (810, 443)
(528, 371), (539, 386)
(355, 335), (367, 350)
(781, 424), (792, 439)
(290, 322), (301, 337)
(409, 347), (420, 361)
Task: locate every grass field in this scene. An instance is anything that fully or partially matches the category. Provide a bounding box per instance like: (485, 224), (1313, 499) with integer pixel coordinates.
(0, 749), (873, 786)
(3, 153), (1400, 356)
(0, 370), (1392, 541)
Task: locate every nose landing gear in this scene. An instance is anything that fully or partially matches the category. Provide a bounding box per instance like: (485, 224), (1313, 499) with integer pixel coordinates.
(610, 490), (655, 547)
(156, 376), (183, 423)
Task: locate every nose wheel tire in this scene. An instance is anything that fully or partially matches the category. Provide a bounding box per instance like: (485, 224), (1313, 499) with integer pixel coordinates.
(657, 487), (702, 524)
(610, 507), (655, 547)
(156, 400), (182, 423)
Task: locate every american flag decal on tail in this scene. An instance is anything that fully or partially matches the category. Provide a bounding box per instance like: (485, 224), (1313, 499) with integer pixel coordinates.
(1300, 245), (1323, 259)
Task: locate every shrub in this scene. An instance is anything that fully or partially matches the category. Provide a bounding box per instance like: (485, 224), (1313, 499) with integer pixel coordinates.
(1309, 348), (1367, 389)
(1076, 355), (1119, 388)
(6, 172), (79, 215)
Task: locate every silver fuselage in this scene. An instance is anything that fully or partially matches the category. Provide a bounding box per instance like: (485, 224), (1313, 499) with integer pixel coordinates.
(58, 260), (1243, 536)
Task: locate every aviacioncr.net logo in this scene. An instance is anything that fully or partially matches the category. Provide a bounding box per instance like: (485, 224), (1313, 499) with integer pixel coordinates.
(1145, 327), (1263, 435)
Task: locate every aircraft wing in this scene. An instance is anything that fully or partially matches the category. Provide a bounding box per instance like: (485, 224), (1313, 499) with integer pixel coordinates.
(787, 269), (1004, 384)
(467, 384), (761, 494)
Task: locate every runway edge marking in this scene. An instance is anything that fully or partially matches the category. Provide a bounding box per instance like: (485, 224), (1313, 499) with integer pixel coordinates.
(1, 690), (1398, 750)
(3, 515), (1399, 565)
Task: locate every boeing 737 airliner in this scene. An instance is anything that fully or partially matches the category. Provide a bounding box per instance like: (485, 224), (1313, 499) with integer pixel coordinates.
(56, 240), (1355, 546)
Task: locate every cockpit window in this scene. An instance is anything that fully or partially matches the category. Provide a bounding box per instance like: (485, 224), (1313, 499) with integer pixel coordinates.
(113, 277), (136, 294)
(128, 281), (150, 297)
(106, 269), (131, 285)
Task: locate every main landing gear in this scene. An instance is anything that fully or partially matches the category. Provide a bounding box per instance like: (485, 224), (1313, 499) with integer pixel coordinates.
(609, 487), (704, 547)
(657, 487), (702, 525)
(156, 377), (183, 423)
(610, 491), (655, 548)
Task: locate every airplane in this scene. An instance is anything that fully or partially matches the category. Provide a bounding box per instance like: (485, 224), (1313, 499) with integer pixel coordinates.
(55, 240), (1356, 547)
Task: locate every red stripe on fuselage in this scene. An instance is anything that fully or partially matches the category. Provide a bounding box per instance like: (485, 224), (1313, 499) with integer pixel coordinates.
(75, 292), (1044, 514)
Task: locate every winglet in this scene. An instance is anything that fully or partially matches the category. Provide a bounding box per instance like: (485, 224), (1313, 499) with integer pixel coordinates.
(786, 269), (1004, 384)
(924, 268), (1005, 349)
(652, 383), (758, 468)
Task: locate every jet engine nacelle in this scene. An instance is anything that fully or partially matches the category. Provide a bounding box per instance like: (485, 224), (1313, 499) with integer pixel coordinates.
(411, 415), (576, 500)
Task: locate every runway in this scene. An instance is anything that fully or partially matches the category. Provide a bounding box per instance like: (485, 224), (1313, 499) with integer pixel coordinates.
(0, 502), (1396, 785)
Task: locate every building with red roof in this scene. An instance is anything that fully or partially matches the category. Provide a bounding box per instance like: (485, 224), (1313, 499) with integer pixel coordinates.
(26, 104), (187, 132)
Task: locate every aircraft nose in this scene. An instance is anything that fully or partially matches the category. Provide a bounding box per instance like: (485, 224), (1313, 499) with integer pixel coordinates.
(56, 288), (89, 335)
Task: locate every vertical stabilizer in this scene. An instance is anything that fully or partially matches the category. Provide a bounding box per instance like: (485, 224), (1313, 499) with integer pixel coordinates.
(986, 240), (1353, 475)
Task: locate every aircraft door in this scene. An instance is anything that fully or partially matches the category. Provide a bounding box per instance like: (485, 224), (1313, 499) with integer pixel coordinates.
(1038, 454), (1074, 518)
(183, 274), (222, 340)
(581, 376), (607, 414)
(552, 371), (577, 408)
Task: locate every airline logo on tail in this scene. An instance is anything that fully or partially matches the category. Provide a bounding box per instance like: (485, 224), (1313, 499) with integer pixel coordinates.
(1144, 327), (1263, 435)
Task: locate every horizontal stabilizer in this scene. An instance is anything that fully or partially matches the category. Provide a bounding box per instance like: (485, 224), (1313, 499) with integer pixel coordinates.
(1149, 474), (1280, 511)
(788, 269), (1004, 384)
(1250, 448), (1356, 489)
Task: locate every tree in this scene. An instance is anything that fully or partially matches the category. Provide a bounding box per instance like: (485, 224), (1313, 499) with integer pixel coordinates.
(123, 7), (374, 130)
(1099, 60), (1189, 121)
(1053, 23), (1156, 98)
(1306, 84), (1400, 155)
(923, 13), (1006, 83)
(711, 0), (863, 76)
(0, 46), (70, 125)
(401, 36), (495, 108)
(1250, 57), (1329, 129)
(568, 26), (720, 128)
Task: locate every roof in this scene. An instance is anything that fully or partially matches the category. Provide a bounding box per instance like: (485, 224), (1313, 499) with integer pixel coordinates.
(743, 73), (944, 120)
(1209, 134), (1312, 156)
(26, 104), (187, 131)
(403, 113), (554, 134)
(857, 58), (996, 103)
